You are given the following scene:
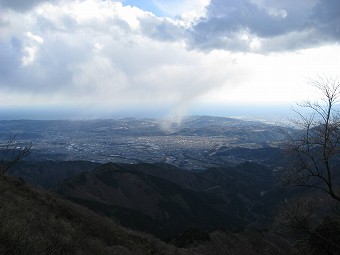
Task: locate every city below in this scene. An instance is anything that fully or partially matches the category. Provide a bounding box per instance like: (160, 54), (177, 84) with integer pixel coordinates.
(0, 116), (285, 169)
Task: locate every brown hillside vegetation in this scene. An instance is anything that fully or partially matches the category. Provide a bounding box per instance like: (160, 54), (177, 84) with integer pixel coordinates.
(0, 174), (295, 255)
(0, 175), (176, 255)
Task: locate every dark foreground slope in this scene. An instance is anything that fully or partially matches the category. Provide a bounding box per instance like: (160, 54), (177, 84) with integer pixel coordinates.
(0, 175), (178, 255)
(54, 162), (287, 240)
(0, 170), (293, 255)
(0, 174), (295, 255)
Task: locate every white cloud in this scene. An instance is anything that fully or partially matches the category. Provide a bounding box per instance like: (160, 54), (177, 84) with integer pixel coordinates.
(93, 42), (104, 53)
(20, 32), (44, 66)
(21, 46), (37, 66)
(153, 0), (209, 17)
(26, 31), (44, 44)
(0, 0), (237, 111)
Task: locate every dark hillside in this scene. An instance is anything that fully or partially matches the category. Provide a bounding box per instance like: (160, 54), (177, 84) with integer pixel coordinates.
(54, 162), (287, 239)
(0, 175), (179, 254)
(0, 169), (296, 255)
(0, 174), (295, 255)
(213, 147), (285, 166)
(8, 160), (99, 189)
(55, 164), (233, 239)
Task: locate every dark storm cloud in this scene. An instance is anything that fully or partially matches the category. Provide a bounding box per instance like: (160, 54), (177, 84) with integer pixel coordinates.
(189, 0), (340, 52)
(0, 0), (56, 11)
(311, 0), (340, 40)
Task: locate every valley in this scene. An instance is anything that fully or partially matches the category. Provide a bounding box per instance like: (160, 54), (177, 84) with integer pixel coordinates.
(1, 115), (339, 254)
(2, 116), (291, 242)
(0, 116), (285, 169)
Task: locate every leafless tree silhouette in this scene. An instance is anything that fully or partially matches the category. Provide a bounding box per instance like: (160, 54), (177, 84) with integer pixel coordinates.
(282, 76), (340, 202)
(0, 136), (31, 176)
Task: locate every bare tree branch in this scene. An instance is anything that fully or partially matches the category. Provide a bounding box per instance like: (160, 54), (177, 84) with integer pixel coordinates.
(0, 136), (32, 176)
(282, 76), (340, 202)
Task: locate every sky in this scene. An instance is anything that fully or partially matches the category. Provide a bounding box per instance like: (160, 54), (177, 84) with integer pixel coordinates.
(0, 0), (339, 119)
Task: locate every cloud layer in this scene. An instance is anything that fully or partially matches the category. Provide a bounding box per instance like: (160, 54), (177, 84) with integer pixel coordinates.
(2, 0), (339, 52)
(0, 0), (238, 110)
(0, 0), (339, 114)
(190, 0), (340, 52)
